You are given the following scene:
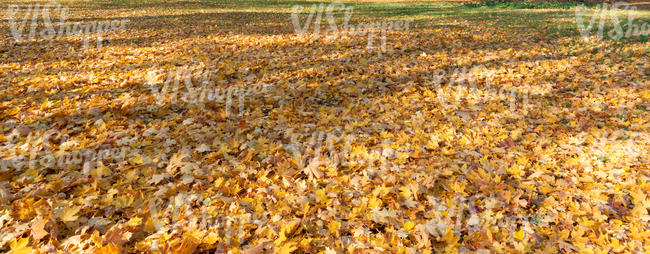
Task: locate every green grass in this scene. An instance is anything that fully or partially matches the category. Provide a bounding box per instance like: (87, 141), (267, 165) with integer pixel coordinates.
(99, 0), (650, 42)
(463, 1), (583, 9)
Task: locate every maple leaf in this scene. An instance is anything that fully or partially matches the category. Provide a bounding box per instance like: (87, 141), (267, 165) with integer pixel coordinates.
(513, 229), (525, 241)
(558, 241), (578, 253)
(172, 237), (200, 254)
(243, 241), (272, 254)
(30, 217), (51, 241)
(9, 237), (34, 254)
(277, 241), (298, 254)
(59, 206), (81, 222)
(8, 237), (32, 254)
(196, 144), (211, 153)
(166, 152), (188, 175)
(0, 182), (13, 204)
(149, 173), (170, 185)
(303, 156), (325, 179)
(95, 243), (122, 254)
(104, 225), (133, 246)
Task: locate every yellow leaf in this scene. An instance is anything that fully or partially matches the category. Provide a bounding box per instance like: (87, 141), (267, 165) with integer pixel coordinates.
(513, 230), (525, 241)
(277, 242), (297, 254)
(403, 221), (415, 231)
(214, 177), (224, 188)
(274, 230), (287, 247)
(316, 189), (327, 203)
(523, 133), (536, 143)
(60, 205), (81, 222)
(204, 233), (219, 245)
(131, 156), (144, 164)
(368, 197), (382, 208)
(9, 237), (32, 254)
(91, 231), (103, 247)
(507, 164), (524, 177)
(4, 107), (20, 117)
(299, 238), (312, 248)
(274, 220), (299, 246)
(328, 220), (341, 235)
(125, 217), (142, 227)
(95, 243), (123, 254)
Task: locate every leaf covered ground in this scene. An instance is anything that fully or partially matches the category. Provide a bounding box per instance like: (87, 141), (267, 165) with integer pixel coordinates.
(0, 0), (649, 253)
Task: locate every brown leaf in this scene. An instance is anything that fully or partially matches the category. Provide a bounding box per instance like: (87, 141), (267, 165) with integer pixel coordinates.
(608, 194), (631, 217)
(304, 156), (324, 179)
(15, 125), (31, 136)
(499, 138), (514, 148)
(558, 241), (578, 253)
(0, 182), (13, 203)
(172, 237), (199, 254)
(31, 217), (50, 241)
(104, 225), (133, 246)
(166, 152), (188, 175)
(243, 241), (272, 254)
(95, 243), (123, 254)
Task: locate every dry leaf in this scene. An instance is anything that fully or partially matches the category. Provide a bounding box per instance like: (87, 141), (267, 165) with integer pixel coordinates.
(30, 217), (50, 241)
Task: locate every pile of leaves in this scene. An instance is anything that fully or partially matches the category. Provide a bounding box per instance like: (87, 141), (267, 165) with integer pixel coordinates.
(0, 0), (648, 253)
